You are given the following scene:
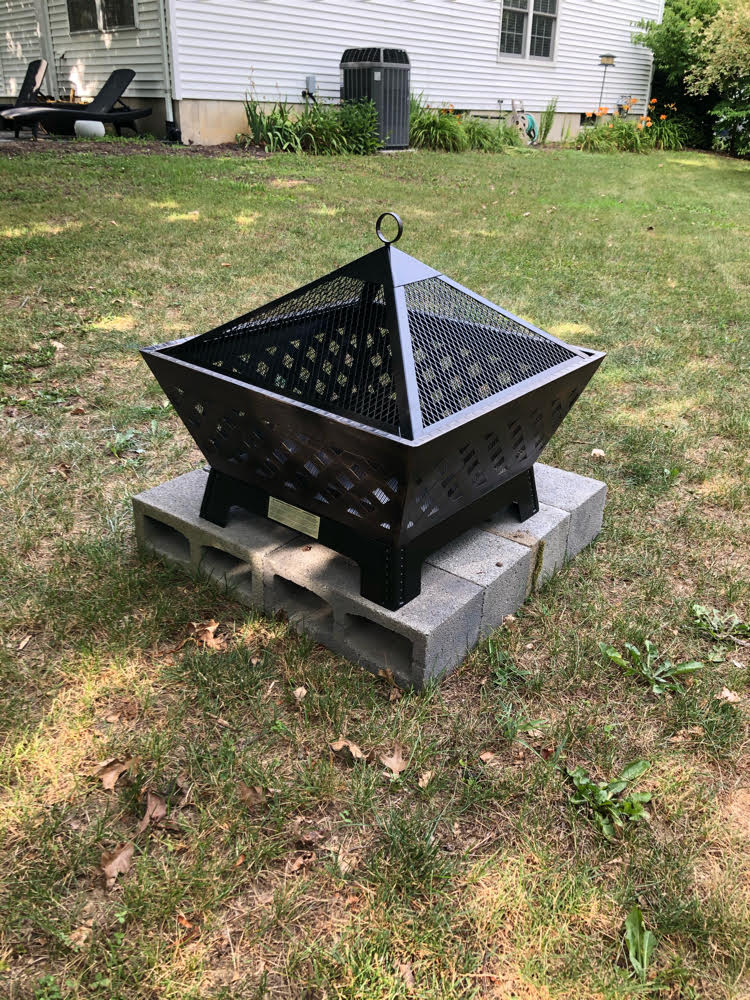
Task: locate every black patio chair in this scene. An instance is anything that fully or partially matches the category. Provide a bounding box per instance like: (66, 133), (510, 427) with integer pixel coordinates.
(0, 59), (48, 137)
(2, 68), (151, 138)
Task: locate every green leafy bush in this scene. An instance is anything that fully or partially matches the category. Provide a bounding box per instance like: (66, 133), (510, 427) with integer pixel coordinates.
(409, 94), (521, 152)
(567, 760), (652, 839)
(238, 97), (381, 155)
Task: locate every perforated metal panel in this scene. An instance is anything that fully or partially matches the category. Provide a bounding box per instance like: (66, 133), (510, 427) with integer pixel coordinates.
(404, 277), (577, 428)
(168, 274), (400, 432)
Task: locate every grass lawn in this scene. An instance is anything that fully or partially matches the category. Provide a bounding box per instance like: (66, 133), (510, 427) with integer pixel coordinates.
(1, 142), (749, 1000)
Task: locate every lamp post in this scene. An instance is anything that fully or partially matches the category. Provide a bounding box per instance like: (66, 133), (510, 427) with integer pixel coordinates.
(598, 54), (616, 110)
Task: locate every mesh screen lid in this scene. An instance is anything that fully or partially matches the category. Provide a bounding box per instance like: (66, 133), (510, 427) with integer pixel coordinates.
(161, 214), (588, 440)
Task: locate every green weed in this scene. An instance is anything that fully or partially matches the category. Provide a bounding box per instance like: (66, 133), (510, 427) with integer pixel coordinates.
(599, 640), (703, 695)
(567, 760), (652, 838)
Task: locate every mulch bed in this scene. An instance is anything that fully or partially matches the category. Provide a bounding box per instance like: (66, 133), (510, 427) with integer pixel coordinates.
(0, 135), (268, 158)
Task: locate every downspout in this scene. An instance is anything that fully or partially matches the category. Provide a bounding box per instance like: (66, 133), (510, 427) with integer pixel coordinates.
(157, 0), (179, 140)
(34, 0), (59, 95)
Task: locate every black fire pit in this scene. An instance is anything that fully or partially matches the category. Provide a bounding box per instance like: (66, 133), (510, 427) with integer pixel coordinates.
(142, 214), (604, 610)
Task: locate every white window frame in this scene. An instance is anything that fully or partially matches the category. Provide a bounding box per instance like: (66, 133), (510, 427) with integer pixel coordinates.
(498, 0), (559, 62)
(67, 0), (139, 35)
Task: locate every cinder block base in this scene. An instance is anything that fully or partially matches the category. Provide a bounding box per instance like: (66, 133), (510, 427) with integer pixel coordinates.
(132, 463), (606, 688)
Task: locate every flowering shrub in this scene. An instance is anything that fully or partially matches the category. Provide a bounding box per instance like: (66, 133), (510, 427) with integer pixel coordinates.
(577, 97), (686, 152)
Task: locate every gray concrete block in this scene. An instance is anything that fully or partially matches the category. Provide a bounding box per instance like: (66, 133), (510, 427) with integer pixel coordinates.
(426, 529), (532, 640)
(133, 468), (297, 608)
(131, 462), (605, 688)
(483, 502), (571, 587)
(265, 540), (483, 688)
(534, 463), (607, 558)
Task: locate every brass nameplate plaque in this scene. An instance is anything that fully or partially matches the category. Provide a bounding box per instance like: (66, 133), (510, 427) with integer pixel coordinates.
(267, 497), (320, 539)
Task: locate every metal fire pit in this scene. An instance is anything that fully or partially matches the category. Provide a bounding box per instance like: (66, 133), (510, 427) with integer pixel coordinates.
(142, 214), (604, 610)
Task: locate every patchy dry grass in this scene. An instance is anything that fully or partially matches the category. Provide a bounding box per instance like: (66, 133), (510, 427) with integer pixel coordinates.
(0, 143), (749, 999)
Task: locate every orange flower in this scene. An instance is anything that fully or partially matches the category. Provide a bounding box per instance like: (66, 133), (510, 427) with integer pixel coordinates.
(608, 123), (613, 128)
(645, 117), (652, 123)
(640, 115), (646, 121)
(659, 114), (667, 120)
(585, 111), (593, 118)
(637, 124), (643, 130)
(650, 97), (657, 104)
(646, 121), (653, 127)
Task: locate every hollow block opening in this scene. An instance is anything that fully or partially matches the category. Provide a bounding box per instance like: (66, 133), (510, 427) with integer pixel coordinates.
(142, 516), (190, 563)
(272, 576), (333, 637)
(198, 546), (254, 602)
(343, 614), (412, 677)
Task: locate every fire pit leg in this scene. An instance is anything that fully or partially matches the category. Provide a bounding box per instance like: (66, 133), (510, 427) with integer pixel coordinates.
(355, 542), (424, 610)
(199, 468), (236, 527)
(512, 467), (539, 521)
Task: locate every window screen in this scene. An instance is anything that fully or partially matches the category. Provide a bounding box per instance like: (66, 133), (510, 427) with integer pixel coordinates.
(101, 0), (136, 29)
(530, 0), (556, 58)
(499, 0), (528, 56)
(67, 0), (98, 32)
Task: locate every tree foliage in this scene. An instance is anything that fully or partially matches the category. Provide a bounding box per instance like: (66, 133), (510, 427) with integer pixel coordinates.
(633, 0), (719, 89)
(685, 0), (750, 95)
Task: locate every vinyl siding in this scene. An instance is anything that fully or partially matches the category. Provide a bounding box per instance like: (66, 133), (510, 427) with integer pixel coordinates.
(46, 0), (167, 97)
(0, 0), (44, 96)
(169, 0), (660, 113)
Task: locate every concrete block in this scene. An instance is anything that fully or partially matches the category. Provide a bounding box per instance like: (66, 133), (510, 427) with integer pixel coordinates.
(133, 468), (297, 608)
(534, 463), (607, 558)
(484, 502), (571, 586)
(265, 540), (483, 688)
(426, 529), (532, 640)
(131, 463), (606, 688)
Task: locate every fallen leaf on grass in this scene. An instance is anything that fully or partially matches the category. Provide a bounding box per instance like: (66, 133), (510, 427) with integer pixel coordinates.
(479, 751), (498, 764)
(668, 726), (704, 744)
(380, 744), (409, 778)
(135, 790), (167, 836)
(177, 913), (196, 929)
(173, 619), (228, 652)
(591, 448), (606, 460)
(718, 687), (741, 704)
(296, 828), (327, 849)
(68, 925), (93, 949)
(293, 686), (307, 704)
(418, 770), (434, 789)
(92, 757), (137, 792)
(237, 781), (277, 808)
(101, 842), (134, 889)
(287, 851), (315, 875)
(192, 619), (227, 650)
(329, 737), (367, 766)
(397, 961), (416, 991)
(17, 635), (32, 651)
(377, 668), (403, 702)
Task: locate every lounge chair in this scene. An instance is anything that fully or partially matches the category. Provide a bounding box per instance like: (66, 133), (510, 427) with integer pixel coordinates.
(2, 68), (151, 138)
(0, 59), (48, 137)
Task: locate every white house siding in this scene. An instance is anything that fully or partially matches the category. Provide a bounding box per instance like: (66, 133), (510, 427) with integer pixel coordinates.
(169, 0), (659, 115)
(46, 0), (167, 98)
(1, 0), (44, 96)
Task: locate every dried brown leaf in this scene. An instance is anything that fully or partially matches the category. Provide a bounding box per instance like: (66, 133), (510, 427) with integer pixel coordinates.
(237, 782), (267, 808)
(287, 851), (314, 874)
(718, 687), (741, 704)
(192, 619), (227, 651)
(135, 790), (167, 836)
(479, 751), (497, 764)
(329, 737), (366, 765)
(418, 770), (434, 789)
(397, 961), (416, 991)
(17, 634), (32, 651)
(101, 842), (134, 889)
(68, 925), (93, 949)
(296, 828), (326, 849)
(293, 686), (307, 704)
(380, 744), (409, 777)
(93, 757), (136, 792)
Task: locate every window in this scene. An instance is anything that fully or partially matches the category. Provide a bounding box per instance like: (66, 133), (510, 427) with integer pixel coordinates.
(499, 0), (557, 60)
(67, 0), (136, 33)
